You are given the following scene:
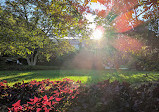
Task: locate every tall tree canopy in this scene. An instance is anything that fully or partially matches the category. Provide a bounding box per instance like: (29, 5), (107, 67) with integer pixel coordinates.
(0, 0), (89, 65)
(84, 0), (158, 69)
(87, 0), (158, 33)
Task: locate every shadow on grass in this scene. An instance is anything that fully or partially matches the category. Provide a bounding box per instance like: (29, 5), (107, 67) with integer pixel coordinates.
(0, 70), (159, 85)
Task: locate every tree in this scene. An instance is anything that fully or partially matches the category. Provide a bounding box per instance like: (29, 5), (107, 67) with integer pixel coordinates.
(89, 0), (158, 34)
(83, 0), (158, 69)
(0, 0), (89, 65)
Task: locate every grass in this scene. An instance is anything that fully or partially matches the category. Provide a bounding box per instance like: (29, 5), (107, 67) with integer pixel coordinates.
(0, 70), (159, 86)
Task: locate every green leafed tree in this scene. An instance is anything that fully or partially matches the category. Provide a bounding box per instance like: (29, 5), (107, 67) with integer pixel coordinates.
(0, 0), (88, 65)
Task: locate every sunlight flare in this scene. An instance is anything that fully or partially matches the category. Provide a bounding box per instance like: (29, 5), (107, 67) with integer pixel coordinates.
(92, 26), (104, 40)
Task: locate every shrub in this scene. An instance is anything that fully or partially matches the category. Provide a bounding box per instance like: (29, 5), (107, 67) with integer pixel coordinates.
(0, 79), (159, 112)
(67, 80), (159, 112)
(0, 78), (80, 112)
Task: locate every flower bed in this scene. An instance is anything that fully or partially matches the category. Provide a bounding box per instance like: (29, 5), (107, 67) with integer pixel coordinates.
(0, 79), (159, 112)
(0, 78), (80, 112)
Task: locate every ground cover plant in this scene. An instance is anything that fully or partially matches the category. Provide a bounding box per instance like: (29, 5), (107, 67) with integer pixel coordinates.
(0, 70), (159, 112)
(0, 78), (80, 112)
(0, 77), (159, 112)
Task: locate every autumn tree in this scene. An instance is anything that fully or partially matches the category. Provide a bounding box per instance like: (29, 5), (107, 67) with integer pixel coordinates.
(85, 0), (158, 69)
(0, 0), (89, 65)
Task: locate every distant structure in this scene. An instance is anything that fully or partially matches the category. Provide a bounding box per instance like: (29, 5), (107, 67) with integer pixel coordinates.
(67, 38), (85, 50)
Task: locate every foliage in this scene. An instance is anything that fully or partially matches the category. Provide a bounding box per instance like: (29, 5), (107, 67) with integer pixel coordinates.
(0, 78), (80, 112)
(67, 79), (159, 112)
(0, 77), (159, 112)
(134, 47), (159, 71)
(0, 0), (89, 65)
(90, 0), (158, 33)
(85, 0), (158, 69)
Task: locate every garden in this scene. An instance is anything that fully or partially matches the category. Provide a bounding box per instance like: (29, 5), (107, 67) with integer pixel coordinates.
(0, 70), (159, 111)
(0, 0), (159, 112)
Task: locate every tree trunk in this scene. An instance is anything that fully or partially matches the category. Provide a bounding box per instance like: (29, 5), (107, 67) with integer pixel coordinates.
(26, 53), (38, 66)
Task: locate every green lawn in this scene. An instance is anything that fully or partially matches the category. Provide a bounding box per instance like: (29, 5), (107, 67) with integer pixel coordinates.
(0, 70), (159, 86)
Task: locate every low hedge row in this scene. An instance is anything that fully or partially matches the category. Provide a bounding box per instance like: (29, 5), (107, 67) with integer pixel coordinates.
(0, 79), (159, 112)
(0, 65), (60, 71)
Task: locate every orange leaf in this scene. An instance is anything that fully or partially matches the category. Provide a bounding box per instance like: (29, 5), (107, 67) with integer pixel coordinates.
(97, 10), (108, 18)
(114, 10), (143, 33)
(113, 0), (138, 14)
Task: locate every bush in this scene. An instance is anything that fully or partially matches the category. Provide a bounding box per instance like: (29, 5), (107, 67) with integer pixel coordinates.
(134, 48), (159, 71)
(67, 80), (159, 112)
(0, 78), (80, 112)
(0, 79), (159, 112)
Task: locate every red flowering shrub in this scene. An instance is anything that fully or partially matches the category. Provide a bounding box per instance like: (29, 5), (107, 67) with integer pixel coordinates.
(0, 78), (80, 112)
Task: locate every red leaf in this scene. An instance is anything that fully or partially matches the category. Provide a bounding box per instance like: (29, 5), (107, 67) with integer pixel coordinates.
(3, 80), (7, 83)
(43, 95), (48, 101)
(8, 108), (11, 112)
(55, 98), (62, 102)
(33, 96), (39, 103)
(72, 95), (76, 99)
(37, 108), (42, 112)
(52, 101), (57, 105)
(97, 10), (108, 18)
(43, 107), (52, 112)
(54, 90), (59, 93)
(112, 0), (138, 14)
(0, 82), (4, 86)
(27, 101), (34, 105)
(43, 101), (51, 107)
(49, 96), (53, 100)
(13, 107), (19, 112)
(12, 100), (21, 107)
